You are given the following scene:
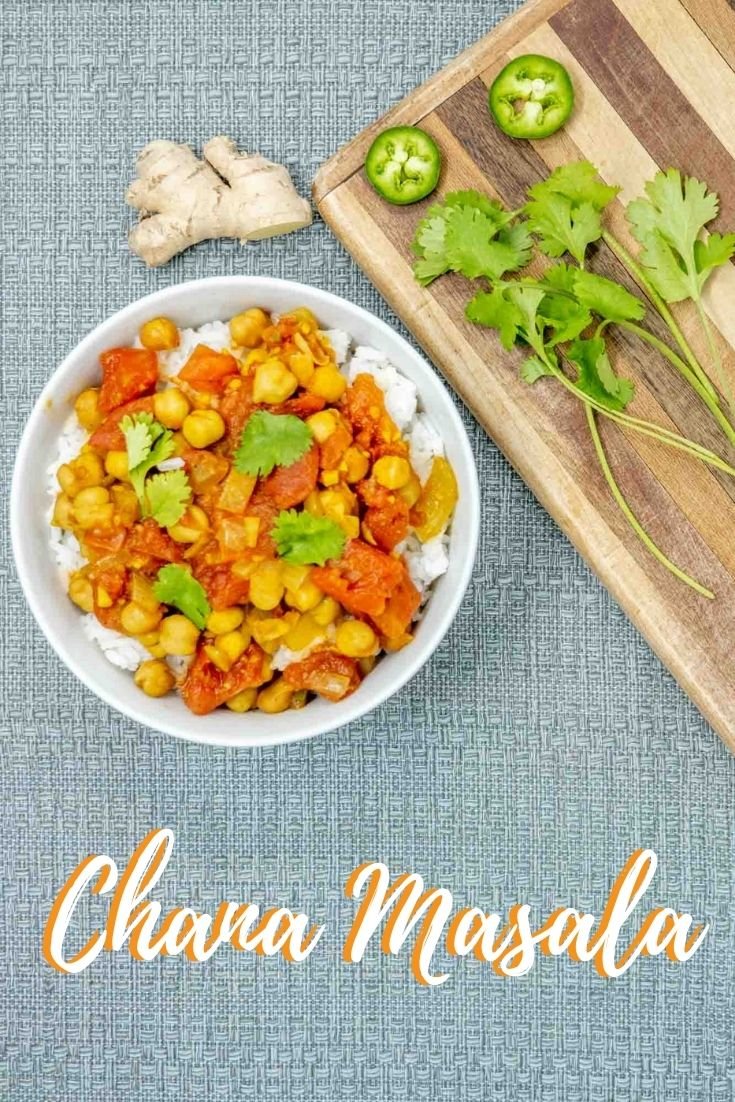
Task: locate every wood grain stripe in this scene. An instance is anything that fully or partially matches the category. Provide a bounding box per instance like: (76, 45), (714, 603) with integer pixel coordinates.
(679, 0), (735, 70)
(550, 0), (735, 232)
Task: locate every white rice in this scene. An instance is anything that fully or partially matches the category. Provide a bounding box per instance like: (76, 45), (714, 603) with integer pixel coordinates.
(49, 316), (454, 674)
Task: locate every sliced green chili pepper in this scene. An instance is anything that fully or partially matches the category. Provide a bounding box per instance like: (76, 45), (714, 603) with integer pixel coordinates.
(489, 54), (574, 140)
(365, 126), (441, 205)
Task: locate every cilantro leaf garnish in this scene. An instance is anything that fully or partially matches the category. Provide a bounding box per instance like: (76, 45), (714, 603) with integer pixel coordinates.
(528, 161), (620, 211)
(412, 190), (528, 286)
(525, 193), (602, 265)
(234, 411), (313, 477)
(525, 162), (619, 265)
(627, 168), (735, 302)
(120, 413), (189, 526)
(572, 269), (646, 324)
(153, 565), (211, 629)
(144, 469), (192, 528)
(271, 510), (346, 566)
(566, 338), (635, 412)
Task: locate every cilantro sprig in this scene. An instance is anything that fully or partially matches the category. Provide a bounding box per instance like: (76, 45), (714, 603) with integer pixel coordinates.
(121, 413), (192, 528)
(412, 190), (532, 286)
(412, 160), (735, 598)
(234, 411), (312, 477)
(153, 565), (211, 629)
(272, 510), (346, 566)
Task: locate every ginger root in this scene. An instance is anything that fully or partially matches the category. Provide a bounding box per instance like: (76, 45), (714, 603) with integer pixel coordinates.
(127, 136), (312, 266)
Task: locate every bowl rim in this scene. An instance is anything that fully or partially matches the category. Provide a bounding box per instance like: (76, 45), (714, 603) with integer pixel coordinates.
(11, 275), (480, 747)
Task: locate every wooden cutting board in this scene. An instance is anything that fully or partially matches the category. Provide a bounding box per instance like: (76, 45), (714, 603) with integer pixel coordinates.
(314, 0), (735, 752)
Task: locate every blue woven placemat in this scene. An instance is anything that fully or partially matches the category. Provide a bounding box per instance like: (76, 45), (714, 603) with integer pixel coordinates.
(1, 2), (734, 1099)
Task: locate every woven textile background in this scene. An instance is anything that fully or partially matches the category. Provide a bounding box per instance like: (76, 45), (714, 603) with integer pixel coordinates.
(2, 1), (734, 1099)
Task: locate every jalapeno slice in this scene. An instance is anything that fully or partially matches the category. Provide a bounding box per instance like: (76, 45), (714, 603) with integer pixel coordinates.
(489, 54), (574, 140)
(365, 126), (441, 205)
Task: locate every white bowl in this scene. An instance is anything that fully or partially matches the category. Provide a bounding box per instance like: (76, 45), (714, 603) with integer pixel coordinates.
(12, 277), (480, 747)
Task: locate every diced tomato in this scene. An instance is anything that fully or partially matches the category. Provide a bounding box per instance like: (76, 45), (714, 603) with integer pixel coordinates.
(357, 476), (409, 552)
(183, 449), (230, 493)
(126, 520), (182, 563)
(181, 642), (270, 715)
(178, 344), (238, 393)
(81, 527), (127, 559)
(272, 393), (326, 418)
(220, 376), (255, 444)
(341, 373), (400, 455)
(195, 562), (252, 610)
(282, 650), (360, 701)
(261, 443), (319, 509)
(369, 568), (420, 641)
(98, 348), (158, 415)
(311, 539), (404, 619)
(319, 418), (352, 470)
(89, 397), (155, 451)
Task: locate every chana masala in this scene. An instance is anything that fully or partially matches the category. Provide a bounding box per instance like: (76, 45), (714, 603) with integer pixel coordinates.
(51, 306), (458, 717)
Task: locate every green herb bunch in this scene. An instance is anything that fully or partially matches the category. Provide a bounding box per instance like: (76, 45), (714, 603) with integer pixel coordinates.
(412, 162), (735, 598)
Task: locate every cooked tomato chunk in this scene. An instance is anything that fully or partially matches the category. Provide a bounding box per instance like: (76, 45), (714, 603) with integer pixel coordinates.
(358, 477), (409, 551)
(126, 520), (182, 564)
(282, 650), (360, 701)
(178, 344), (239, 393)
(195, 563), (252, 610)
(311, 539), (404, 619)
(181, 642), (270, 715)
(369, 568), (420, 641)
(89, 396), (155, 451)
(261, 443), (319, 508)
(98, 348), (158, 415)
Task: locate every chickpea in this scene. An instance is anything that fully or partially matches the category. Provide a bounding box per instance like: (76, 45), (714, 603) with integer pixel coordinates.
(340, 516), (360, 539)
(281, 563), (311, 592)
(226, 687), (259, 713)
(249, 561), (285, 611)
(68, 574), (95, 613)
(134, 658), (176, 698)
(217, 630), (250, 664)
(308, 365), (347, 402)
(105, 450), (129, 481)
(320, 486), (356, 521)
(110, 483), (140, 526)
(159, 614), (200, 656)
(58, 452), (105, 495)
(335, 619), (378, 658)
(288, 350), (314, 387)
(229, 307), (270, 348)
(399, 473), (422, 508)
(251, 616), (291, 649)
(73, 485), (114, 530)
(182, 409), (225, 449)
(139, 316), (179, 351)
(312, 596), (340, 627)
(284, 578), (323, 612)
(306, 410), (338, 443)
(253, 360), (298, 404)
(120, 601), (163, 636)
(206, 607), (245, 635)
(342, 446), (370, 484)
(304, 490), (324, 516)
(284, 614), (324, 652)
(154, 387), (191, 430)
(168, 505), (210, 543)
(373, 455), (411, 490)
(52, 493), (75, 529)
(74, 387), (103, 431)
(257, 677), (294, 714)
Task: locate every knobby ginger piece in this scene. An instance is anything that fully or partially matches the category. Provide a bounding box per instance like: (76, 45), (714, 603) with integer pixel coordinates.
(127, 136), (312, 266)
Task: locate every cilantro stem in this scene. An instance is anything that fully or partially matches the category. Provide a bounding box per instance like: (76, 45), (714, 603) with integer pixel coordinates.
(584, 405), (714, 599)
(694, 298), (735, 419)
(619, 320), (735, 448)
(601, 230), (716, 400)
(542, 353), (735, 477)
